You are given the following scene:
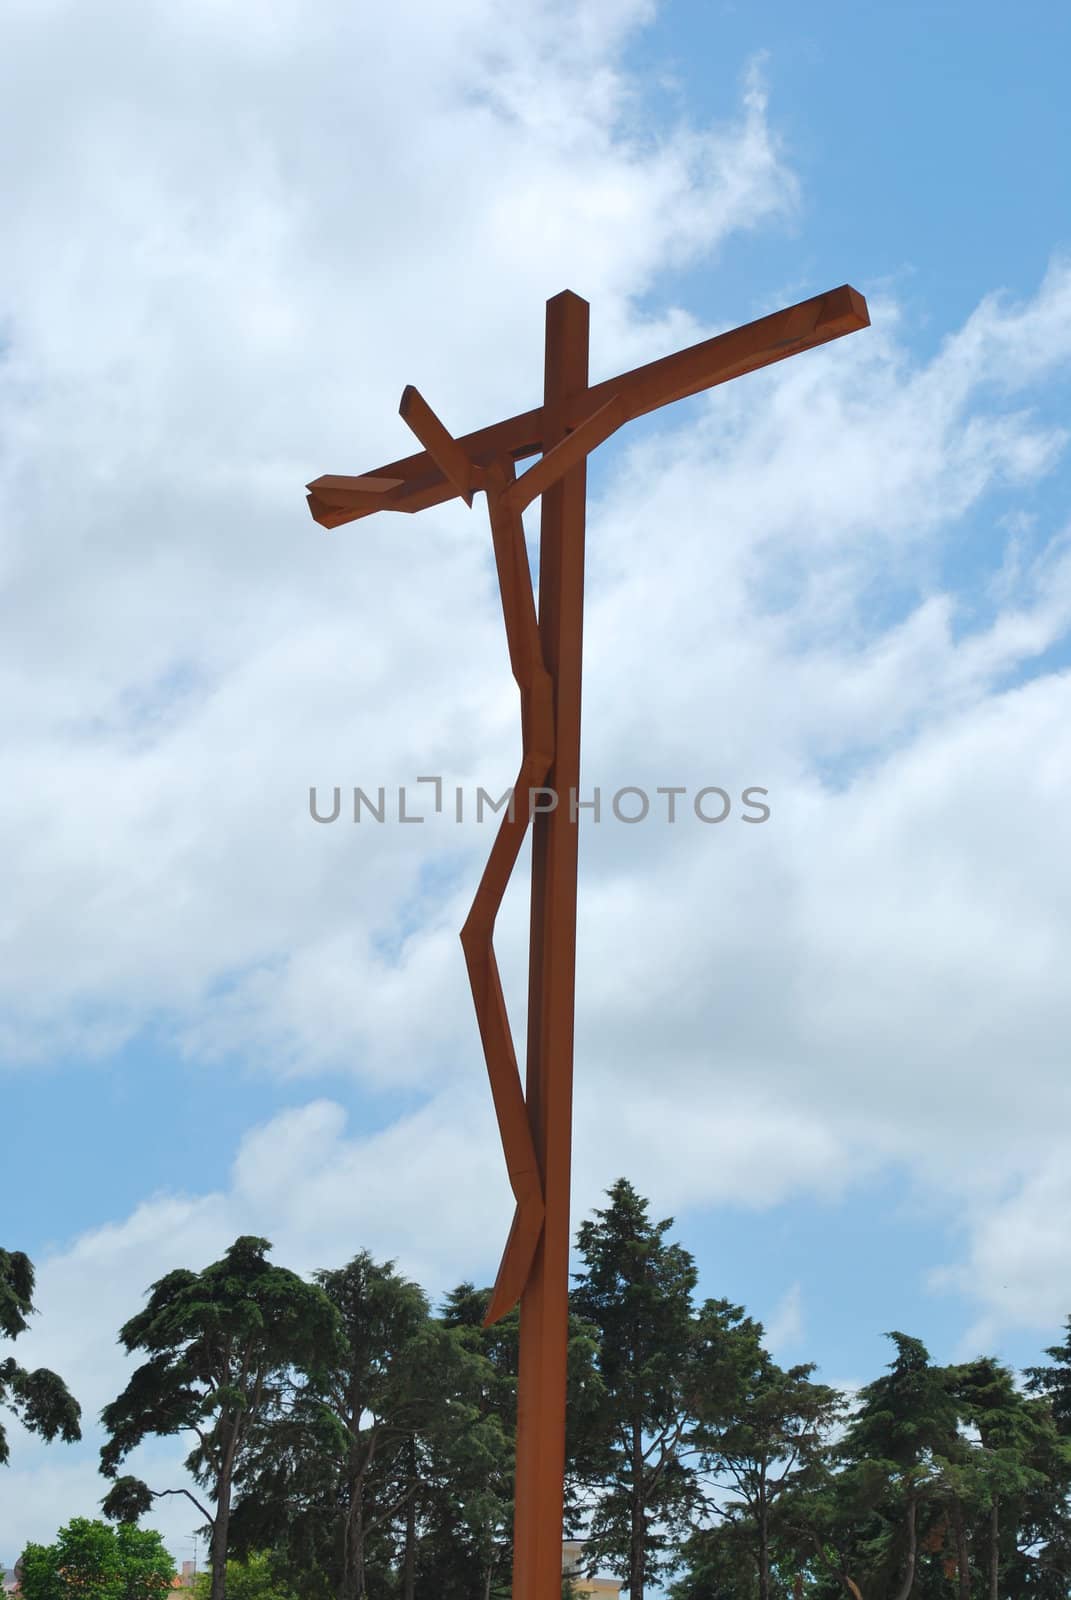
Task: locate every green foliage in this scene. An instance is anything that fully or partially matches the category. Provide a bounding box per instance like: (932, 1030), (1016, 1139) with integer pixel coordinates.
(113, 1525), (180, 1600)
(418, 1282), (519, 1599)
(192, 1552), (300, 1600)
(0, 1248), (81, 1466)
(668, 1522), (760, 1600)
(100, 1478), (157, 1526)
(1025, 1316), (1071, 1435)
(0, 1249), (35, 1341)
(19, 1518), (174, 1600)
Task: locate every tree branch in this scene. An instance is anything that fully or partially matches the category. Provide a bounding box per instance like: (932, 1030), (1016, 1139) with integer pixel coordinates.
(151, 1486), (216, 1527)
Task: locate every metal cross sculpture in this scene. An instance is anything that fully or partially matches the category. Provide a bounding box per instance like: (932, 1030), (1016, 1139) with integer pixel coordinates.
(306, 284), (869, 1599)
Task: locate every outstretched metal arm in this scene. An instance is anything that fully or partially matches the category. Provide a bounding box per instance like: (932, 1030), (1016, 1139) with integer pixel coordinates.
(307, 284), (869, 527)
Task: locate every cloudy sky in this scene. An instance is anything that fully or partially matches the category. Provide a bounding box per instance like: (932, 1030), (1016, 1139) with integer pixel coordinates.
(4, 0), (1071, 1575)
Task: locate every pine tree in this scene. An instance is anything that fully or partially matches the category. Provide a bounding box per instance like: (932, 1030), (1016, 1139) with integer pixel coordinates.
(832, 1333), (960, 1600)
(569, 1179), (700, 1600)
(687, 1310), (842, 1600)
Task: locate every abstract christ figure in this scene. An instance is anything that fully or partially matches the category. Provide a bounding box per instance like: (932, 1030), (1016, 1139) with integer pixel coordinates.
(305, 282), (870, 1600)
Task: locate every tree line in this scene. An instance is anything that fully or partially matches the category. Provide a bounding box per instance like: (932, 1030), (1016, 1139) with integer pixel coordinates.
(4, 1182), (1071, 1600)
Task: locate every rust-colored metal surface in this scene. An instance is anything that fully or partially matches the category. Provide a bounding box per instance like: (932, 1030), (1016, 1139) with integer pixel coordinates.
(306, 283), (869, 1596)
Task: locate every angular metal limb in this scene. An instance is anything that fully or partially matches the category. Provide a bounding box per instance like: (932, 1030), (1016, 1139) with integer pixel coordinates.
(398, 385), (482, 506)
(394, 397), (553, 1326)
(500, 390), (628, 517)
(461, 457), (556, 1326)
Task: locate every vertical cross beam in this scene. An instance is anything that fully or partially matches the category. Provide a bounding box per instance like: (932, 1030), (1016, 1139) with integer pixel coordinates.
(514, 290), (589, 1600)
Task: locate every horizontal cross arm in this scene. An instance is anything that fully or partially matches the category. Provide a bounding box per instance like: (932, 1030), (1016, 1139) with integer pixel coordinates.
(588, 282), (869, 424)
(307, 283), (869, 527)
(305, 475), (405, 523)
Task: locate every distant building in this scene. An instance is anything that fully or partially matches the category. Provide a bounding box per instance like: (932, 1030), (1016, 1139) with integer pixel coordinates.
(562, 1539), (622, 1597)
(2, 1559), (23, 1595)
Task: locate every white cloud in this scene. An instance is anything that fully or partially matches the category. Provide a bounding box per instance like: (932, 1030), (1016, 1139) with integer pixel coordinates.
(931, 1155), (1071, 1354)
(763, 1282), (804, 1356)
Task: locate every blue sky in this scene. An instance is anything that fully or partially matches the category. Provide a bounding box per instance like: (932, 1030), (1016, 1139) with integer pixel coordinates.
(4, 0), (1071, 1579)
(633, 1), (1071, 325)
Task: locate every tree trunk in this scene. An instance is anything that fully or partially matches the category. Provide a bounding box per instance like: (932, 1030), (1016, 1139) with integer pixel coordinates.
(630, 1420), (645, 1600)
(890, 1494), (918, 1600)
(340, 1474), (365, 1600)
(401, 1444), (416, 1600)
(757, 1467), (771, 1600)
(951, 1497), (971, 1600)
(209, 1496), (230, 1600)
(210, 1423), (240, 1600)
(988, 1497), (999, 1600)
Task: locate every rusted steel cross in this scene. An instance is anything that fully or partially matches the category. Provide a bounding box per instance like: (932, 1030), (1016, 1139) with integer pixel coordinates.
(306, 284), (869, 1599)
